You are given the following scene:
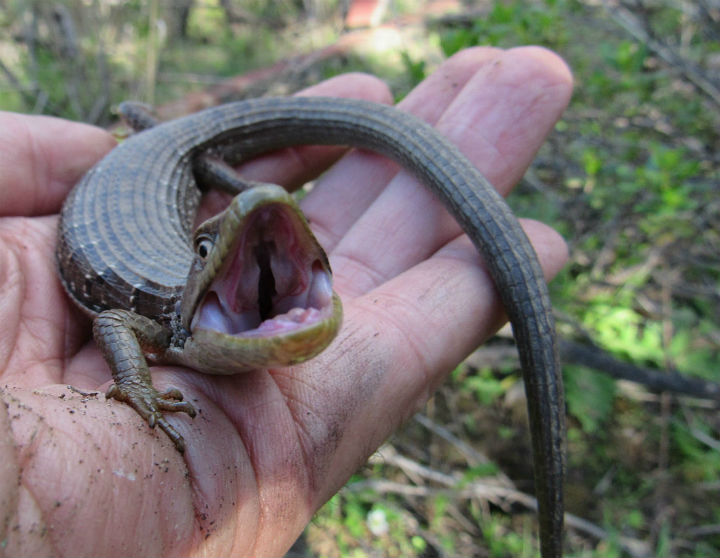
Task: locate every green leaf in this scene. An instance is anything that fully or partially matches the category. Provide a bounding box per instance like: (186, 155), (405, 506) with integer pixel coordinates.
(564, 365), (616, 434)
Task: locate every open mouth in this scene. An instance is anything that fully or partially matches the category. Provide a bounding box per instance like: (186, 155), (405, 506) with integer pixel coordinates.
(190, 203), (334, 338)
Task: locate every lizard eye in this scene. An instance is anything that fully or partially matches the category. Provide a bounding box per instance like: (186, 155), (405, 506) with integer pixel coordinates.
(195, 236), (214, 260)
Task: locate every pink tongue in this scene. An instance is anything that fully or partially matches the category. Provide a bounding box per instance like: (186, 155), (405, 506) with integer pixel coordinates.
(252, 307), (322, 336)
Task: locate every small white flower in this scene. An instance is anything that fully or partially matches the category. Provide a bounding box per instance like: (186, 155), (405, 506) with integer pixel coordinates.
(367, 508), (389, 536)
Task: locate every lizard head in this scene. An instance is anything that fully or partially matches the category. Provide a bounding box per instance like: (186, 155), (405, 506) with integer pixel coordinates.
(176, 183), (342, 373)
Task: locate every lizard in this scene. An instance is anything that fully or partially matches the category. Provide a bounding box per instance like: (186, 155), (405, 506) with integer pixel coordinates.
(56, 96), (565, 556)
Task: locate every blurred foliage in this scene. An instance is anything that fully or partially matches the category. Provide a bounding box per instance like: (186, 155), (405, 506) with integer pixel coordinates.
(2, 0), (720, 556)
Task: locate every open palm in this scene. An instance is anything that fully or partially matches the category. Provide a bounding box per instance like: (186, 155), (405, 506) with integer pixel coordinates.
(0, 46), (571, 556)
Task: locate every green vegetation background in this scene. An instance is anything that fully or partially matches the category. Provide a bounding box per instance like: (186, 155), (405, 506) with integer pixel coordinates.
(2, 0), (718, 556)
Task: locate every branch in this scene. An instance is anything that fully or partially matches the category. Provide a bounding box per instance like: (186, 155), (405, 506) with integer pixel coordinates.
(560, 339), (720, 402)
(604, 1), (720, 110)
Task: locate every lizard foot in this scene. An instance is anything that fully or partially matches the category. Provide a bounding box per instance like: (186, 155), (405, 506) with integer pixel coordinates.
(106, 383), (197, 452)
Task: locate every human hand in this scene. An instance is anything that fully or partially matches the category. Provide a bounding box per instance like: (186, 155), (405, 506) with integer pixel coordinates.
(0, 46), (571, 555)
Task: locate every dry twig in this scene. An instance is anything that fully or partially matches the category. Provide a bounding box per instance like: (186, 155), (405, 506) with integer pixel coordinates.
(359, 444), (653, 557)
(604, 1), (720, 109)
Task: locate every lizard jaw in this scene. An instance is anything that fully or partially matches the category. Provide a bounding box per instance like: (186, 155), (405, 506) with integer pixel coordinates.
(177, 184), (342, 373)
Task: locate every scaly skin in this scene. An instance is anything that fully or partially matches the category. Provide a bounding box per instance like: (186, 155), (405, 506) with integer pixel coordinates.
(56, 96), (566, 556)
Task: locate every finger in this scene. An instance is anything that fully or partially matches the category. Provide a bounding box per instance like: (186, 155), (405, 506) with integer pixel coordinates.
(437, 46), (575, 195)
(347, 219), (567, 364)
(234, 72), (393, 188)
(0, 112), (115, 217)
(330, 47), (573, 296)
(301, 47), (503, 250)
(276, 219), (568, 500)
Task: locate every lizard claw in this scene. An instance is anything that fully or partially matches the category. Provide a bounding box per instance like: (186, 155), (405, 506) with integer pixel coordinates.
(156, 388), (198, 417)
(106, 382), (196, 452)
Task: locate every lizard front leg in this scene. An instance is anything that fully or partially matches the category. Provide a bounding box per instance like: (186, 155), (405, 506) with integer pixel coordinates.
(93, 309), (197, 452)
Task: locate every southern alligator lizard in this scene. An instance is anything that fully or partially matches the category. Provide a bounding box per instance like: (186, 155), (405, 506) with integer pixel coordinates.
(56, 96), (565, 556)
